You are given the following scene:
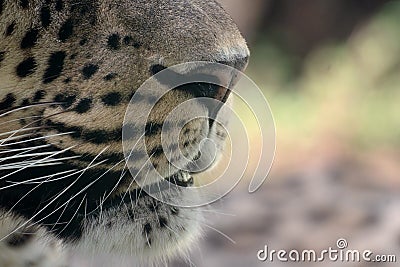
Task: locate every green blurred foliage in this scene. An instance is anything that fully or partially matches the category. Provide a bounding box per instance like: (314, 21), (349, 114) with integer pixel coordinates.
(245, 1), (400, 150)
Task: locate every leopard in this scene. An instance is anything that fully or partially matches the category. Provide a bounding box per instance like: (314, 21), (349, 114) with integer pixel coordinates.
(0, 0), (249, 266)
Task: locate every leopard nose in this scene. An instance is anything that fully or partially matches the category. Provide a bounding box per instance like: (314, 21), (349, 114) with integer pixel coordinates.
(194, 56), (250, 103)
(212, 55), (250, 102)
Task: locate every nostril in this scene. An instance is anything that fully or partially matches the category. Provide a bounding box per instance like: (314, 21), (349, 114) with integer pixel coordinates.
(175, 82), (224, 102)
(187, 83), (230, 104)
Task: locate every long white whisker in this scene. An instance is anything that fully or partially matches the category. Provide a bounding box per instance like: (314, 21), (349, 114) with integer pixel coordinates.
(56, 195), (87, 236)
(0, 144), (51, 155)
(0, 102), (61, 118)
(0, 156), (80, 171)
(0, 151), (63, 162)
(0, 144), (51, 154)
(202, 223), (236, 244)
(95, 160), (127, 212)
(0, 109), (68, 146)
(0, 145), (77, 180)
(0, 127), (43, 137)
(1, 131), (73, 146)
(0, 115), (42, 126)
(0, 132), (42, 143)
(1, 148), (109, 240)
(7, 168), (82, 214)
(3, 169), (78, 189)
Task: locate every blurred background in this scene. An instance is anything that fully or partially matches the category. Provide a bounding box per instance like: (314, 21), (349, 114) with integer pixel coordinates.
(174, 1), (400, 266)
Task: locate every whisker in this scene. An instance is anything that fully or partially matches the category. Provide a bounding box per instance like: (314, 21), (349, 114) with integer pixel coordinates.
(96, 161), (127, 212)
(0, 127), (43, 137)
(0, 145), (77, 180)
(6, 168), (83, 216)
(15, 148), (109, 233)
(0, 131), (73, 146)
(0, 151), (64, 162)
(0, 132), (42, 143)
(3, 169), (78, 188)
(0, 109), (68, 146)
(199, 209), (236, 217)
(201, 222), (236, 244)
(0, 102), (61, 118)
(82, 159), (127, 216)
(49, 198), (72, 232)
(0, 144), (51, 154)
(0, 115), (42, 126)
(0, 155), (80, 170)
(56, 195), (87, 236)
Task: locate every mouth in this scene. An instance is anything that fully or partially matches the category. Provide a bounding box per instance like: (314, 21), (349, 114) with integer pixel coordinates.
(0, 128), (208, 233)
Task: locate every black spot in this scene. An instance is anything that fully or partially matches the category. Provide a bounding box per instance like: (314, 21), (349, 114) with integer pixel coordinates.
(82, 64), (98, 79)
(159, 217), (168, 228)
(84, 129), (109, 144)
(123, 36), (132, 45)
(104, 73), (117, 81)
(150, 146), (164, 157)
(16, 57), (37, 78)
(75, 98), (92, 113)
(6, 21), (16, 36)
(58, 18), (73, 42)
(43, 51), (66, 84)
(19, 0), (29, 9)
(0, 51), (4, 63)
(143, 223), (152, 235)
(101, 92), (122, 106)
(150, 64), (167, 75)
(6, 232), (34, 247)
(55, 0), (63, 11)
(46, 119), (123, 144)
(79, 38), (87, 46)
(40, 6), (51, 28)
(183, 141), (190, 148)
(70, 53), (77, 60)
(123, 36), (142, 48)
(21, 98), (30, 106)
(133, 42), (141, 49)
(33, 90), (46, 102)
(64, 77), (72, 84)
(0, 93), (16, 110)
(107, 33), (120, 50)
(145, 122), (162, 136)
(54, 94), (76, 109)
(20, 29), (39, 49)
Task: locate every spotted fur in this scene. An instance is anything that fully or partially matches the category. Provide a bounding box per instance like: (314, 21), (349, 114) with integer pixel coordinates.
(0, 0), (249, 266)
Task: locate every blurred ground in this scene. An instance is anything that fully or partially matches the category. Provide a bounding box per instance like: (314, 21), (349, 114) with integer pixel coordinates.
(173, 1), (400, 266)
